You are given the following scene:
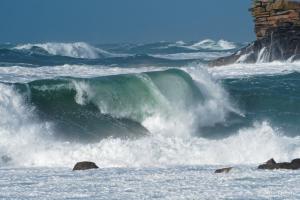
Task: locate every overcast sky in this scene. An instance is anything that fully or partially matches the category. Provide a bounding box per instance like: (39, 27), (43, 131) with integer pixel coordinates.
(0, 0), (254, 44)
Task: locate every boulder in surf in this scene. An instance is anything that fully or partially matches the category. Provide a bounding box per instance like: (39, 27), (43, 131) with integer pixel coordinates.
(73, 161), (99, 171)
(258, 158), (300, 170)
(1, 155), (12, 164)
(214, 167), (233, 174)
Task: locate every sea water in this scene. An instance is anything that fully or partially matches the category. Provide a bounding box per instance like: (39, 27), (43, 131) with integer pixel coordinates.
(1, 40), (300, 199)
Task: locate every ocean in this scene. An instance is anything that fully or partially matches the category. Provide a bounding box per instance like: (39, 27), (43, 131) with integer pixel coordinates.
(1, 39), (300, 199)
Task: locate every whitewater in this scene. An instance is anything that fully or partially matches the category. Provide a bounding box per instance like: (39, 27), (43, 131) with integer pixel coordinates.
(1, 40), (300, 199)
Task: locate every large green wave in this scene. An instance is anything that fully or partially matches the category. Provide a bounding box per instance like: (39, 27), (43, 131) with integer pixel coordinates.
(9, 69), (205, 142)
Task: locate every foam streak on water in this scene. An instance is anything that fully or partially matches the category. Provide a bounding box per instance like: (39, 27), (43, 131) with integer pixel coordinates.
(0, 65), (167, 83)
(208, 61), (300, 79)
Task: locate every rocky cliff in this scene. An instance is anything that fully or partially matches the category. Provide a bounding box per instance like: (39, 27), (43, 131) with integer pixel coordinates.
(210, 0), (300, 66)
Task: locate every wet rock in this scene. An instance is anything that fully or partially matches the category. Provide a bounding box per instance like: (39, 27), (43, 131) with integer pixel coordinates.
(291, 158), (300, 169)
(214, 167), (233, 174)
(1, 155), (12, 164)
(266, 158), (276, 165)
(210, 25), (300, 66)
(209, 0), (300, 66)
(73, 161), (99, 171)
(258, 158), (300, 170)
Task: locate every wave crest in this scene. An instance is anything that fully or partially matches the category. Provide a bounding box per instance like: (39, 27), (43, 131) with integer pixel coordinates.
(189, 39), (237, 51)
(14, 42), (115, 59)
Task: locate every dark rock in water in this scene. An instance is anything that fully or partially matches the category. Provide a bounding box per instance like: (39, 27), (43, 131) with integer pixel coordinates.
(258, 158), (300, 170)
(1, 155), (12, 164)
(73, 161), (99, 171)
(291, 158), (300, 165)
(258, 159), (276, 170)
(214, 167), (233, 174)
(266, 158), (276, 166)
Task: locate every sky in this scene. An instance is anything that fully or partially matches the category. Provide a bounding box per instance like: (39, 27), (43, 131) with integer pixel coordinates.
(0, 0), (254, 44)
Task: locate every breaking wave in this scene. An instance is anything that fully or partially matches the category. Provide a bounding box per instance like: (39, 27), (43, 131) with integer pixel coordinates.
(3, 36), (300, 169)
(14, 42), (120, 59)
(188, 39), (237, 51)
(1, 64), (300, 168)
(0, 67), (241, 167)
(161, 39), (237, 51)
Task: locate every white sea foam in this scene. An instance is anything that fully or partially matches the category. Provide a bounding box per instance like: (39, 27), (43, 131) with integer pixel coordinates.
(256, 47), (269, 63)
(14, 42), (125, 59)
(160, 39), (237, 51)
(0, 64), (167, 83)
(235, 52), (253, 63)
(208, 61), (300, 79)
(1, 60), (300, 84)
(2, 165), (300, 199)
(188, 39), (237, 51)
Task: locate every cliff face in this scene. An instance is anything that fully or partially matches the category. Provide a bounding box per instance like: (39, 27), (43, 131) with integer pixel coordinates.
(210, 0), (300, 66)
(252, 0), (300, 39)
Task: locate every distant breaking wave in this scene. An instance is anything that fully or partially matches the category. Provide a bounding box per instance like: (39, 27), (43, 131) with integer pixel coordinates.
(188, 39), (237, 50)
(0, 39), (239, 65)
(165, 39), (237, 51)
(14, 42), (126, 59)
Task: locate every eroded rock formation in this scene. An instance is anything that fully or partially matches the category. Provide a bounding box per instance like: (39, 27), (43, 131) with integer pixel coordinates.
(210, 0), (300, 66)
(253, 0), (300, 39)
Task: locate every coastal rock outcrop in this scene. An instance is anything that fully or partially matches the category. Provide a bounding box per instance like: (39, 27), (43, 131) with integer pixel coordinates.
(210, 0), (300, 66)
(73, 161), (99, 171)
(258, 158), (300, 170)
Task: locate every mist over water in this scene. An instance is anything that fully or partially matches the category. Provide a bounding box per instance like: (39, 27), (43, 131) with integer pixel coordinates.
(1, 40), (300, 168)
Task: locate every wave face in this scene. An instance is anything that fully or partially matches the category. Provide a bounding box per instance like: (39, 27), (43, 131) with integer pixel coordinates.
(5, 68), (232, 141)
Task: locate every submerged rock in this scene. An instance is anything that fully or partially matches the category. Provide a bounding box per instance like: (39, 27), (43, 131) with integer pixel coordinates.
(214, 167), (233, 174)
(258, 158), (300, 170)
(1, 155), (12, 164)
(73, 161), (99, 171)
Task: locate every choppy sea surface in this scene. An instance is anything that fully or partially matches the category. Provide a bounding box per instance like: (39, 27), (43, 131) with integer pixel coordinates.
(1, 39), (300, 199)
